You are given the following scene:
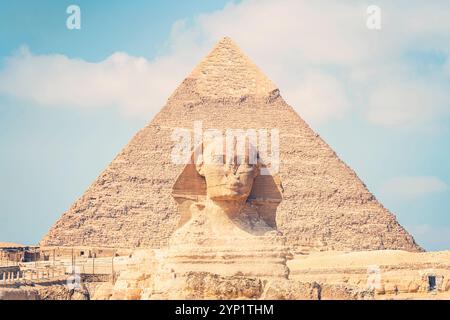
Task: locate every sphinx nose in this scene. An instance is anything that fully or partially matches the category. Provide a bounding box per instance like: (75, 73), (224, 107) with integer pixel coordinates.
(225, 167), (239, 179)
(224, 164), (239, 175)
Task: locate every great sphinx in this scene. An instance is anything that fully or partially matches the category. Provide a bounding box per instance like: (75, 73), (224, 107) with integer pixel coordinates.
(158, 135), (289, 282)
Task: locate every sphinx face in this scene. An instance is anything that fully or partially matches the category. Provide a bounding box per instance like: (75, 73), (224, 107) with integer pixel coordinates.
(196, 143), (258, 201)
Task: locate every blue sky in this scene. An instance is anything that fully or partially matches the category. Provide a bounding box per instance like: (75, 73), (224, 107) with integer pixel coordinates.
(0, 0), (449, 250)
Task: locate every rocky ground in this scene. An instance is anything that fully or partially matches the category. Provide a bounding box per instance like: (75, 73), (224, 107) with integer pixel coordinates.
(2, 249), (449, 300)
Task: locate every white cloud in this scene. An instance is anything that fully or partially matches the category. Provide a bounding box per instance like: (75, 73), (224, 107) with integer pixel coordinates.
(0, 0), (450, 127)
(380, 176), (448, 199)
(283, 72), (350, 126)
(0, 46), (201, 117)
(367, 79), (450, 127)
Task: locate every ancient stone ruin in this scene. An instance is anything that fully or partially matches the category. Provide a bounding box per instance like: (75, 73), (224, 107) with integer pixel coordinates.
(2, 37), (450, 300)
(41, 37), (421, 254)
(147, 137), (288, 298)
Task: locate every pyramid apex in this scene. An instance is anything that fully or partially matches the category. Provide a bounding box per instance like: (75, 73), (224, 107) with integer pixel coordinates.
(216, 36), (236, 45)
(185, 37), (278, 99)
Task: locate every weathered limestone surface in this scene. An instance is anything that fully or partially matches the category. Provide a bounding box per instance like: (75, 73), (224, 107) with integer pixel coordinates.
(96, 249), (373, 300)
(41, 37), (421, 252)
(108, 249), (156, 300)
(159, 138), (289, 282)
(0, 285), (89, 300)
(98, 249), (449, 300)
(288, 250), (450, 299)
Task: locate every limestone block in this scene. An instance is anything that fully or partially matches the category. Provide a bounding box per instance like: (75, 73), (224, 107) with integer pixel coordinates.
(407, 281), (420, 293)
(444, 279), (450, 291)
(91, 283), (114, 300)
(261, 280), (319, 300)
(380, 282), (398, 295)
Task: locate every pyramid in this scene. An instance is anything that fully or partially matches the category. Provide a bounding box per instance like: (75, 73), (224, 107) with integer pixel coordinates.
(41, 37), (422, 252)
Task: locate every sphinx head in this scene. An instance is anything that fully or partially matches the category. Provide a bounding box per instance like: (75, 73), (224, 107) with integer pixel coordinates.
(195, 138), (259, 202)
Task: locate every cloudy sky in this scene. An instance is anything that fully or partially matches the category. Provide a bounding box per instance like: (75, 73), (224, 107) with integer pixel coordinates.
(0, 0), (449, 250)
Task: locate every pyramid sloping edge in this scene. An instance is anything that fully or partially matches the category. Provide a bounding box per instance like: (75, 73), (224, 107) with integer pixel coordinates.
(40, 38), (422, 252)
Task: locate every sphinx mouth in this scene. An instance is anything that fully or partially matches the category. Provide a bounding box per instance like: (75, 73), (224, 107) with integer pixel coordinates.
(229, 182), (242, 189)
